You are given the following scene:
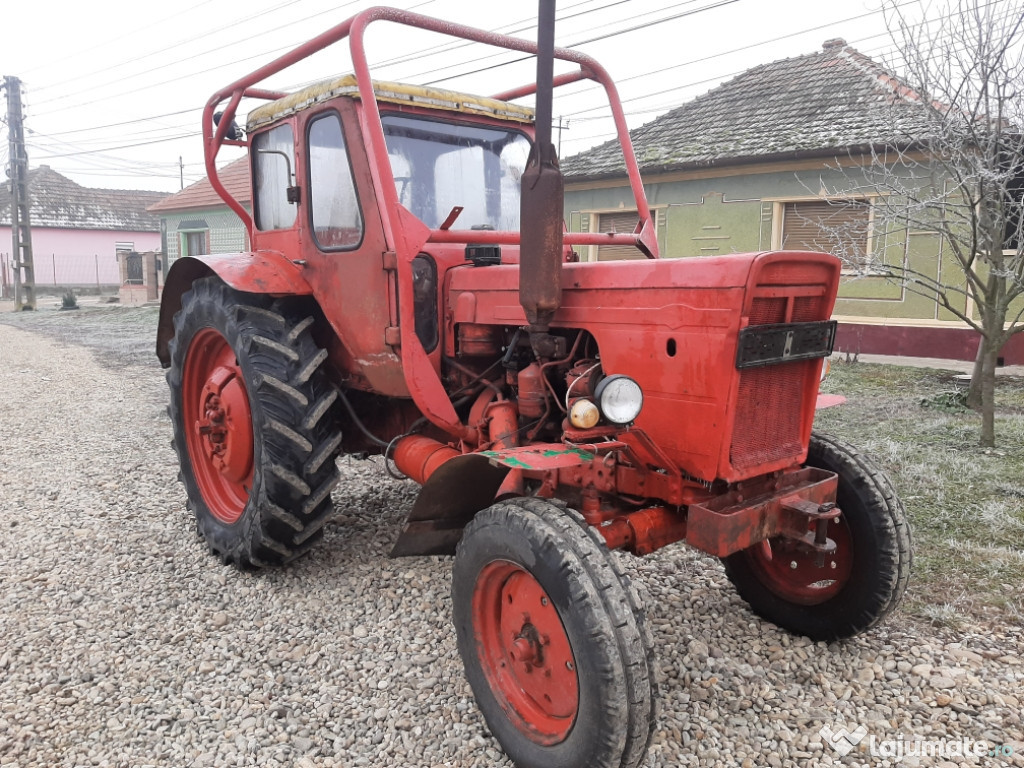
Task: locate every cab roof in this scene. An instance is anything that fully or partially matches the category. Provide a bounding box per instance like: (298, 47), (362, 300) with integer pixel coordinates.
(246, 75), (535, 132)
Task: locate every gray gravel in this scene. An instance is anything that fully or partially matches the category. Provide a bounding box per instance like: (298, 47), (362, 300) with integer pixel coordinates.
(1, 308), (1022, 768)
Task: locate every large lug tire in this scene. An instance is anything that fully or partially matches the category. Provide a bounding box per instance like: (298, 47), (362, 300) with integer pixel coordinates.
(722, 431), (912, 641)
(452, 498), (657, 768)
(167, 277), (343, 567)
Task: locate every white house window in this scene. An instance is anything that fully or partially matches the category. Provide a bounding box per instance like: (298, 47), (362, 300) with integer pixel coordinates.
(178, 219), (209, 258)
(185, 231), (208, 257)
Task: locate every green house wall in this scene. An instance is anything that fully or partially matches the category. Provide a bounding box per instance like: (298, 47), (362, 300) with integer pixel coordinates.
(565, 163), (978, 323)
(159, 207), (250, 263)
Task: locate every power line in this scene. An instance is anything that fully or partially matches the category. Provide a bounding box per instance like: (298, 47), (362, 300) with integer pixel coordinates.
(28, 132), (198, 160)
(317, 0), (630, 88)
(29, 0), (617, 119)
(19, 0), (219, 77)
(29, 0), (311, 103)
(18, 0), (980, 184)
(558, 0), (969, 122)
(38, 108), (202, 137)
(422, 0), (740, 86)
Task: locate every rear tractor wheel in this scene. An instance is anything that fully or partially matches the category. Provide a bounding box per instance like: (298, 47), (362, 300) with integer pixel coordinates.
(723, 431), (912, 640)
(452, 498), (656, 768)
(167, 277), (343, 567)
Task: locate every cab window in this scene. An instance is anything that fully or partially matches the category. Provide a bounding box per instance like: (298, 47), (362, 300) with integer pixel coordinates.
(382, 115), (529, 231)
(308, 112), (363, 250)
(253, 123), (297, 231)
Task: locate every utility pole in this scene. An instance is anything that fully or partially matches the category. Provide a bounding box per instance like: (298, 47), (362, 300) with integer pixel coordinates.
(179, 156), (184, 190)
(4, 76), (35, 310)
(555, 116), (569, 157)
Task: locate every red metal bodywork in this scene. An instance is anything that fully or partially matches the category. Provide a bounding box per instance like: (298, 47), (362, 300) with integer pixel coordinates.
(178, 5), (847, 564)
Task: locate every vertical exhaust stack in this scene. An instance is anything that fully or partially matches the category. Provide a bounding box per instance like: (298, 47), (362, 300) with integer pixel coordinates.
(519, 0), (564, 359)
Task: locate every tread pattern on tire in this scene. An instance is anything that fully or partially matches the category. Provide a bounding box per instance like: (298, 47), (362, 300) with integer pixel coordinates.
(454, 498), (657, 768)
(722, 430), (912, 640)
(812, 432), (913, 628)
(167, 277), (342, 568)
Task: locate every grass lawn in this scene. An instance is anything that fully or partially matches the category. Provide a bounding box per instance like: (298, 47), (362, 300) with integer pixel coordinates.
(815, 360), (1024, 629)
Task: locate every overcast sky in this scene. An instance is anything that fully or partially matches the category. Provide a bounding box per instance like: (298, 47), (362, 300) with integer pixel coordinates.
(1, 0), (959, 194)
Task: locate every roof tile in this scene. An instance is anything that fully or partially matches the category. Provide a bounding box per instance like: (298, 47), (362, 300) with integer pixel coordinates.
(148, 157), (251, 213)
(0, 166), (165, 231)
(563, 41), (934, 180)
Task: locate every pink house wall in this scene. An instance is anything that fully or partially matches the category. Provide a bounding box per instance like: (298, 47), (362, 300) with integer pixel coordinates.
(0, 227), (160, 286)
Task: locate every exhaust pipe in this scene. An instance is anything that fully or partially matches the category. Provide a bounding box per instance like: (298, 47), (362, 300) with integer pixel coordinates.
(392, 435), (460, 485)
(519, 0), (563, 358)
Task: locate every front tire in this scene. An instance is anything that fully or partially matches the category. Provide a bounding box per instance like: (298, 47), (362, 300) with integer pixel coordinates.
(723, 431), (912, 640)
(452, 498), (656, 768)
(167, 277), (342, 567)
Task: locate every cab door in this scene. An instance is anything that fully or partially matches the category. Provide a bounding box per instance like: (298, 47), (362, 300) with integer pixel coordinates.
(295, 101), (407, 397)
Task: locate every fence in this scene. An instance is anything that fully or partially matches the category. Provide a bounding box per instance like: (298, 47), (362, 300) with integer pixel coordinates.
(0, 252), (120, 298)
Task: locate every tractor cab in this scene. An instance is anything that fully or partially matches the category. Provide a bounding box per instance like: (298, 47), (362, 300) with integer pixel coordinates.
(245, 77), (535, 248)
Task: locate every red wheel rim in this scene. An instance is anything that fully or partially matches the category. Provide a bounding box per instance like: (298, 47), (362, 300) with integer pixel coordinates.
(746, 514), (854, 605)
(472, 560), (579, 745)
(182, 328), (254, 524)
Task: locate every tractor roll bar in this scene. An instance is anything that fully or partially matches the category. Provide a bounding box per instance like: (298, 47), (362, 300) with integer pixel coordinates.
(202, 5), (659, 259)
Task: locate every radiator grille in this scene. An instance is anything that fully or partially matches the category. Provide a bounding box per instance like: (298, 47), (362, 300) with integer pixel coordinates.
(749, 296), (786, 324)
(792, 295), (824, 322)
(730, 362), (807, 470)
(730, 277), (829, 472)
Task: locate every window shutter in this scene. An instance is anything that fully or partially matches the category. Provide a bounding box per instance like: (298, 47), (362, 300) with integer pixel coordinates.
(782, 200), (869, 262)
(596, 211), (644, 261)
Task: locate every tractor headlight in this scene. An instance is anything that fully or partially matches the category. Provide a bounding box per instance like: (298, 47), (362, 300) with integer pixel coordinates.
(594, 374), (644, 425)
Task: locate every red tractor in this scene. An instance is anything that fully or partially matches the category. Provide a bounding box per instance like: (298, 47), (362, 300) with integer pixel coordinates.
(157, 6), (911, 768)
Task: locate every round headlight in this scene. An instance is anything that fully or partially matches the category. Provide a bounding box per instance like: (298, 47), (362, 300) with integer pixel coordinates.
(594, 374), (644, 425)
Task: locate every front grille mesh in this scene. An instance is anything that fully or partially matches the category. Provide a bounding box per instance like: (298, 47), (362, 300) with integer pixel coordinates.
(729, 271), (829, 473)
(730, 363), (807, 470)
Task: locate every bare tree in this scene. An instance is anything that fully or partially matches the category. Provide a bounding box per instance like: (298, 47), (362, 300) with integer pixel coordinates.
(818, 0), (1024, 447)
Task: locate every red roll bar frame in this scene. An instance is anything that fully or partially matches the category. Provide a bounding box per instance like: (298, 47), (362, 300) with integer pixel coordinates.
(201, 5), (659, 259)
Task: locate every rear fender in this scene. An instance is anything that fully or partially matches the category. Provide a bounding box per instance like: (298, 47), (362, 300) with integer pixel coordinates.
(156, 253), (314, 367)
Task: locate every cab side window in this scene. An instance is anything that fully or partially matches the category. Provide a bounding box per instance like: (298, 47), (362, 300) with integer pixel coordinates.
(308, 112), (363, 250)
(253, 123), (297, 231)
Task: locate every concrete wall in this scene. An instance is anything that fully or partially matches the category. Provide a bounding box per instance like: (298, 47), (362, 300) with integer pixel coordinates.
(0, 226), (160, 286)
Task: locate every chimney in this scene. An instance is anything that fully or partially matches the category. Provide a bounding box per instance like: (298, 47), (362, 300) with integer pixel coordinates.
(822, 38), (847, 52)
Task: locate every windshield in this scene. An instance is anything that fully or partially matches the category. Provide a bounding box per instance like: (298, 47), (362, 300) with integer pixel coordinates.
(382, 115), (530, 231)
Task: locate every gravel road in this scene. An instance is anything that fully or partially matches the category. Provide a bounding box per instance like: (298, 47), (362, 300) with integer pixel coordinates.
(0, 309), (1022, 768)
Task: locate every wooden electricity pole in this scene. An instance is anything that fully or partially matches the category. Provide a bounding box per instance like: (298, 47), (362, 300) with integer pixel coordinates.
(4, 76), (36, 310)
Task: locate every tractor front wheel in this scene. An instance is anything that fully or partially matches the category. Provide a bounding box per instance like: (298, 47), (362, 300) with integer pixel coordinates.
(167, 277), (342, 567)
(722, 431), (912, 640)
(452, 498), (656, 768)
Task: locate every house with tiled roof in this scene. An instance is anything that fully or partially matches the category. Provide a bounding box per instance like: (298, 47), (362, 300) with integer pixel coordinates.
(148, 156), (251, 263)
(0, 166), (164, 295)
(562, 39), (1024, 364)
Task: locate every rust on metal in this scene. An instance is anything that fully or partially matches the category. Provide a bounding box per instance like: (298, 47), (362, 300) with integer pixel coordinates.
(481, 444), (595, 471)
(391, 435), (460, 485)
(519, 0), (563, 339)
(389, 454), (510, 557)
(598, 507), (689, 556)
(685, 467), (839, 558)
